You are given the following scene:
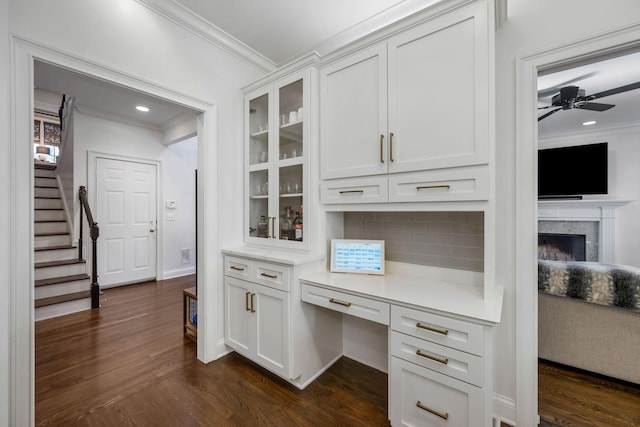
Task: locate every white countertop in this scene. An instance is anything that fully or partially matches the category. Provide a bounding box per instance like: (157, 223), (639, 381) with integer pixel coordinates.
(299, 265), (503, 325)
(222, 245), (325, 266)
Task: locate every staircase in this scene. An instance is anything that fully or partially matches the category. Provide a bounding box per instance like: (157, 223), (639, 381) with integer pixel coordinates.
(34, 164), (92, 321)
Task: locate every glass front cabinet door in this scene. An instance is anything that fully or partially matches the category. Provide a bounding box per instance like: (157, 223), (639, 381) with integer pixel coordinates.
(245, 69), (310, 249)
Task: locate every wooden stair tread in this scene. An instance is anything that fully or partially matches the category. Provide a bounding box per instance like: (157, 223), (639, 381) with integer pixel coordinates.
(35, 208), (63, 211)
(35, 259), (86, 268)
(35, 274), (90, 287)
(34, 163), (56, 170)
(35, 291), (90, 308)
(34, 245), (77, 252)
(34, 219), (66, 223)
(34, 196), (62, 200)
(35, 231), (69, 237)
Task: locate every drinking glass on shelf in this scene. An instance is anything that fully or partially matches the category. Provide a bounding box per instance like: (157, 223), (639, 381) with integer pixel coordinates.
(255, 184), (262, 196)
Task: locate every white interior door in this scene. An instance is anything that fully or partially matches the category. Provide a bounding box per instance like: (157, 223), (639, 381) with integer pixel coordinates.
(96, 157), (157, 287)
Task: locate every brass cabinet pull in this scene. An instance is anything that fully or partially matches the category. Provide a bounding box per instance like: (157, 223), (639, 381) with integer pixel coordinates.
(416, 185), (451, 190)
(260, 272), (278, 279)
(250, 293), (256, 313)
(230, 266), (245, 271)
(339, 190), (364, 194)
(416, 401), (449, 420)
(416, 322), (449, 335)
(380, 134), (385, 163)
(329, 298), (352, 307)
(416, 349), (449, 365)
(270, 216), (276, 239)
(245, 291), (251, 311)
(389, 132), (394, 162)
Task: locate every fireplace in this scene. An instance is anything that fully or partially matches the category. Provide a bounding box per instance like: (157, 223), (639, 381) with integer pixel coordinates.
(538, 233), (586, 261)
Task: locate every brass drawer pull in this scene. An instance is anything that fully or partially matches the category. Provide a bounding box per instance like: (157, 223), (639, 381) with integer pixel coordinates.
(245, 291), (251, 311)
(329, 298), (352, 307)
(416, 401), (449, 420)
(389, 132), (394, 162)
(380, 134), (385, 163)
(230, 266), (245, 271)
(270, 216), (275, 239)
(260, 272), (278, 279)
(250, 293), (256, 313)
(416, 349), (449, 365)
(416, 322), (449, 335)
(339, 189), (364, 194)
(416, 185), (451, 190)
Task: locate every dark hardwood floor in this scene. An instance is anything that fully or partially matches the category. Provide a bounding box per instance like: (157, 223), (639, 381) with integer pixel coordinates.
(538, 360), (640, 427)
(35, 276), (389, 427)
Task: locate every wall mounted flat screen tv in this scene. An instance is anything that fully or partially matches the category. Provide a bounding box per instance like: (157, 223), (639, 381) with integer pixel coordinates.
(538, 142), (608, 199)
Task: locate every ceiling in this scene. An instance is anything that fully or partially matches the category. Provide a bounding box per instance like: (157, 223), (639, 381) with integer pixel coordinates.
(538, 50), (640, 138)
(171, 0), (430, 65)
(34, 61), (198, 130)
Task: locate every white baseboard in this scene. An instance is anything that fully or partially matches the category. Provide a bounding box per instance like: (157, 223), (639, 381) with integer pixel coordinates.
(493, 393), (517, 426)
(161, 266), (196, 280)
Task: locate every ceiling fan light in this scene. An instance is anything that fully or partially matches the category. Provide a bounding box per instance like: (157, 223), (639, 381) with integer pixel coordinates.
(582, 120), (597, 126)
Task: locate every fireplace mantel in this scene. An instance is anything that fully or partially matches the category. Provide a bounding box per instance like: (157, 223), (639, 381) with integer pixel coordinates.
(538, 198), (632, 263)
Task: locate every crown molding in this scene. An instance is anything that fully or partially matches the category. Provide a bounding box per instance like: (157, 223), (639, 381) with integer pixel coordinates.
(134, 0), (276, 73)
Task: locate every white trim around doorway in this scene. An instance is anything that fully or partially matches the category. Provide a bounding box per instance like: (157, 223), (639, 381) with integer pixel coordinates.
(515, 22), (640, 427)
(8, 35), (218, 426)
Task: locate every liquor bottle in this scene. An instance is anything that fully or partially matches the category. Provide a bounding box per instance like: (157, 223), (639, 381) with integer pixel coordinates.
(294, 211), (303, 241)
(257, 215), (268, 238)
(287, 207), (296, 241)
(280, 207), (290, 240)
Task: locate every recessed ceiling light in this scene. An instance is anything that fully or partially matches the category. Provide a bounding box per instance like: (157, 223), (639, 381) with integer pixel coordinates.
(136, 105), (150, 112)
(582, 120), (596, 126)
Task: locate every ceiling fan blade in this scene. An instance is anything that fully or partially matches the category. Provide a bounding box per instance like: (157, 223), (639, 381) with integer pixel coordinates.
(588, 81), (640, 99)
(538, 105), (558, 110)
(576, 102), (615, 112)
(538, 108), (561, 121)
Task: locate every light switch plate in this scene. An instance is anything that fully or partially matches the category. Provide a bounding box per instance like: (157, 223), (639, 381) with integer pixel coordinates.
(167, 213), (176, 221)
(166, 200), (177, 209)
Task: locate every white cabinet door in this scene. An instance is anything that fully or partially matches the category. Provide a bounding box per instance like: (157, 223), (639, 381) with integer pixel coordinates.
(390, 357), (482, 427)
(245, 70), (311, 249)
(320, 43), (388, 180)
(254, 284), (290, 378)
(224, 274), (290, 379)
(387, 4), (489, 174)
(225, 277), (252, 355)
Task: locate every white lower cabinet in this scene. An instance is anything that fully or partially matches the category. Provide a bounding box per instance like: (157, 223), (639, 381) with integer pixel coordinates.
(390, 306), (488, 427)
(225, 276), (290, 379)
(390, 357), (482, 427)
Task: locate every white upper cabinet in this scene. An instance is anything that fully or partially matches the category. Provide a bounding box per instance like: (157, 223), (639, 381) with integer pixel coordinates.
(320, 1), (492, 203)
(387, 4), (489, 173)
(245, 69), (312, 248)
(321, 44), (387, 180)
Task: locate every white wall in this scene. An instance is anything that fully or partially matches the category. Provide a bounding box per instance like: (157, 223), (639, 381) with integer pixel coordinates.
(539, 124), (640, 268)
(495, 0), (640, 422)
(1, 0), (11, 422)
(162, 136), (198, 277)
(73, 111), (198, 279)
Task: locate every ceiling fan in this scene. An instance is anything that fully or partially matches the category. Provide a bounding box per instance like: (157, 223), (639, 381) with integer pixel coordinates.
(538, 81), (640, 121)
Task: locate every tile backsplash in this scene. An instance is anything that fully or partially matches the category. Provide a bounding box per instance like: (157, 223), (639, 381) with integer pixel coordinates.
(343, 211), (484, 272)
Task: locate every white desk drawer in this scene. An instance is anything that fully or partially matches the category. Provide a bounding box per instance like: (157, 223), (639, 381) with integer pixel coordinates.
(301, 284), (390, 325)
(254, 261), (291, 292)
(389, 168), (489, 202)
(224, 256), (252, 280)
(321, 176), (388, 204)
(391, 331), (483, 387)
(391, 306), (484, 356)
(390, 357), (482, 427)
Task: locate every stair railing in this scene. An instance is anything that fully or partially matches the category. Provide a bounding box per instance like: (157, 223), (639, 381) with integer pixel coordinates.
(78, 186), (100, 309)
